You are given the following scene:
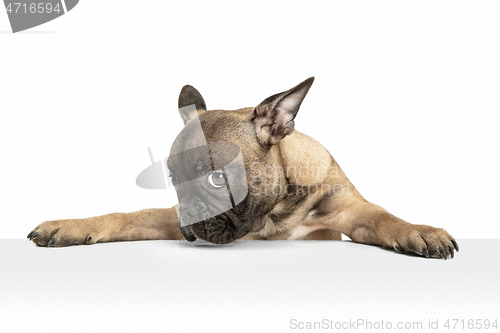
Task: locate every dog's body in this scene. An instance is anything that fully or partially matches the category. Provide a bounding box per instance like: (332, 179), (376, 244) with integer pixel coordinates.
(28, 78), (458, 259)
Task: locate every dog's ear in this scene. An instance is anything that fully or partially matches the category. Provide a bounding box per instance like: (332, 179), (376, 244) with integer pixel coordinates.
(254, 77), (314, 146)
(178, 85), (207, 125)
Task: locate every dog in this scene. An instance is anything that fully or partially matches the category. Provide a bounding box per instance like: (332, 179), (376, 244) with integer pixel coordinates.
(27, 77), (458, 259)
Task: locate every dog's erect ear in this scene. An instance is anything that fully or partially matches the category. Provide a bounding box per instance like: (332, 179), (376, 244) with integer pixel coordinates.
(178, 85), (207, 125)
(254, 77), (314, 146)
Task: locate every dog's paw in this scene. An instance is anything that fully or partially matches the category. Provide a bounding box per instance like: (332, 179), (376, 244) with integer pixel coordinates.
(27, 220), (96, 247)
(390, 224), (459, 259)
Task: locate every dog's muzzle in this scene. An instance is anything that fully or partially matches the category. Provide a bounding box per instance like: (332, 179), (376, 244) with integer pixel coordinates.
(180, 223), (197, 242)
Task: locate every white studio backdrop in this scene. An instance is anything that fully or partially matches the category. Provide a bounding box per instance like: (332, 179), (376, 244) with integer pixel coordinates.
(0, 0), (499, 239)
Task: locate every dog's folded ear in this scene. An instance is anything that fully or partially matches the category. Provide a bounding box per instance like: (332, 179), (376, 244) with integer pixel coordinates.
(178, 85), (207, 125)
(254, 77), (314, 146)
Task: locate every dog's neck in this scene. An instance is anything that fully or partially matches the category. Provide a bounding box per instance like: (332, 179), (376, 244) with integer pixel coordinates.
(277, 130), (332, 186)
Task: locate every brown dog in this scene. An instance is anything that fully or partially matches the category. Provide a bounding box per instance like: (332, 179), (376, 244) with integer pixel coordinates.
(27, 77), (458, 259)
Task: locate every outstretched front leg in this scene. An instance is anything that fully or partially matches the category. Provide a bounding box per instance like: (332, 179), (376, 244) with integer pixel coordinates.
(27, 207), (183, 247)
(326, 198), (459, 259)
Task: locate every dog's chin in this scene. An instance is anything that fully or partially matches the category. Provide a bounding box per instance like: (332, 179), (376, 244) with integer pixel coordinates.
(180, 215), (248, 245)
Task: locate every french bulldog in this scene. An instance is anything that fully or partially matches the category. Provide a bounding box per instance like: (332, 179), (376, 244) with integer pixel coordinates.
(27, 77), (458, 259)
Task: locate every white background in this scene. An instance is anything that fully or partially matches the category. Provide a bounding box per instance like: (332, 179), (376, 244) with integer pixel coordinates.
(2, 239), (499, 333)
(1, 0), (499, 239)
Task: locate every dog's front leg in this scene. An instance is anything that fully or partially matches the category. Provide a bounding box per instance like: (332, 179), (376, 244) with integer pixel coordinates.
(27, 207), (183, 247)
(329, 199), (459, 258)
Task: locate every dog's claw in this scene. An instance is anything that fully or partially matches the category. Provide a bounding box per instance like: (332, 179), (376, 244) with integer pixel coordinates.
(47, 239), (55, 247)
(448, 245), (454, 259)
(439, 247), (447, 260)
(29, 231), (38, 240)
(451, 239), (459, 252)
(422, 248), (430, 259)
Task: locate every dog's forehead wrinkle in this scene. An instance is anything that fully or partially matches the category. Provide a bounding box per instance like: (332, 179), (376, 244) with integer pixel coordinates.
(169, 109), (259, 184)
(196, 160), (205, 171)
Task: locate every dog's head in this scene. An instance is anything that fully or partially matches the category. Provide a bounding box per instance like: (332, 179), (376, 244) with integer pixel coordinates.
(167, 77), (314, 244)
